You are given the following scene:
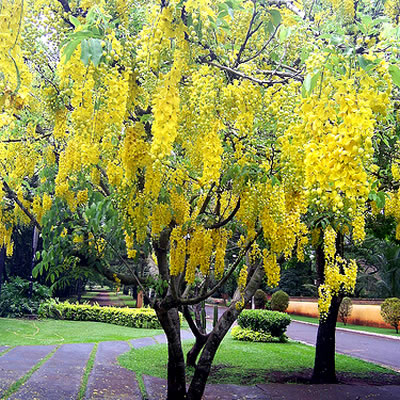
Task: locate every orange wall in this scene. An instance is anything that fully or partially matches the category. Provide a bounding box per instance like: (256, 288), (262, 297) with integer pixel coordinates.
(287, 301), (392, 329)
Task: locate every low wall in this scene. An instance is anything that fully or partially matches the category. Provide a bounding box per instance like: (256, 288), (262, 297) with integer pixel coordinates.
(287, 300), (392, 329)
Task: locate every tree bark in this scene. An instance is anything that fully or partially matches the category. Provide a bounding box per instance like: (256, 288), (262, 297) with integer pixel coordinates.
(312, 232), (344, 384)
(155, 300), (187, 400)
(311, 294), (342, 383)
(0, 246), (5, 297)
(182, 306), (209, 367)
(187, 264), (264, 400)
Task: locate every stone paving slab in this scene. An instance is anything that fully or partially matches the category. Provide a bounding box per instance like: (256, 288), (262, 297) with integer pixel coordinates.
(153, 334), (167, 344)
(130, 337), (156, 349)
(9, 343), (93, 400)
(0, 345), (55, 397)
(85, 341), (142, 399)
(0, 345), (9, 354)
(143, 375), (268, 400)
(257, 383), (400, 400)
(181, 330), (195, 341)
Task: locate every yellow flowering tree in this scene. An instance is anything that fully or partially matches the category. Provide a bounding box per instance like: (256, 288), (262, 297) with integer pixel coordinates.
(0, 0), (399, 397)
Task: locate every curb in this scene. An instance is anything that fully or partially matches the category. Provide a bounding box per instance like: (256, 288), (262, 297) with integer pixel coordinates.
(291, 319), (400, 341)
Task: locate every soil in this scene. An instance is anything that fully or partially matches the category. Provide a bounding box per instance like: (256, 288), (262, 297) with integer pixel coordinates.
(206, 365), (400, 386)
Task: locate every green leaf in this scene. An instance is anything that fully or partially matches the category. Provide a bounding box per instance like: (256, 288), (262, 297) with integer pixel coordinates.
(389, 64), (400, 88)
(279, 26), (288, 42)
(375, 192), (386, 208)
(80, 39), (90, 65)
(302, 71), (320, 95)
(269, 9), (282, 26)
(62, 39), (81, 64)
(88, 38), (103, 67)
(69, 15), (81, 28)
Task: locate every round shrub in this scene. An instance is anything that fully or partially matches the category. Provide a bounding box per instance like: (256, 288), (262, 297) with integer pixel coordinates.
(270, 290), (289, 312)
(381, 297), (400, 333)
(338, 297), (353, 325)
(237, 309), (291, 337)
(254, 289), (268, 309)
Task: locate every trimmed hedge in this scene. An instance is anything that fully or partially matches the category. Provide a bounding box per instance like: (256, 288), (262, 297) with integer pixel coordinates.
(237, 309), (291, 337)
(38, 299), (161, 329)
(231, 326), (287, 343)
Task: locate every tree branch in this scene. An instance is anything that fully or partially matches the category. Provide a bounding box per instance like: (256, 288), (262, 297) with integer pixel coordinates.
(2, 179), (42, 231)
(179, 229), (262, 305)
(207, 197), (241, 229)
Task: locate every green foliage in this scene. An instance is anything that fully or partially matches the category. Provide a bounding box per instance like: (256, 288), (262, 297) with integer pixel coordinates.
(231, 325), (287, 343)
(0, 277), (52, 317)
(270, 290), (289, 312)
(237, 309), (291, 337)
(380, 297), (400, 333)
(254, 289), (268, 309)
(38, 299), (162, 329)
(338, 297), (353, 325)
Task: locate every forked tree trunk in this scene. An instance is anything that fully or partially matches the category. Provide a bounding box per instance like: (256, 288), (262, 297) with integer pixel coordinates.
(182, 306), (209, 367)
(187, 265), (264, 400)
(155, 302), (187, 400)
(311, 294), (342, 383)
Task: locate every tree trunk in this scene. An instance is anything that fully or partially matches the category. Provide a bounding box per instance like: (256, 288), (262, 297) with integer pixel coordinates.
(0, 246), (5, 297)
(155, 301), (187, 400)
(182, 306), (209, 367)
(312, 232), (344, 384)
(28, 227), (39, 299)
(187, 265), (264, 400)
(311, 294), (342, 383)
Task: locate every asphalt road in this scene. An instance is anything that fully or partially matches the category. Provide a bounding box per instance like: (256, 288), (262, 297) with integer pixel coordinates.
(286, 320), (400, 371)
(205, 305), (400, 371)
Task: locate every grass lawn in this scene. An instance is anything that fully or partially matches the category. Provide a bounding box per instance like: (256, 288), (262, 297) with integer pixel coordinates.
(119, 336), (399, 387)
(0, 318), (162, 346)
(290, 314), (400, 337)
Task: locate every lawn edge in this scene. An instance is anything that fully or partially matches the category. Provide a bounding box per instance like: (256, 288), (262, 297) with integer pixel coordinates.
(291, 318), (400, 341)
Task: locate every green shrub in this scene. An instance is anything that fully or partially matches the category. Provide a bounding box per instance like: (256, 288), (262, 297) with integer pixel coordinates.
(231, 325), (287, 343)
(270, 290), (289, 312)
(0, 277), (52, 317)
(254, 289), (268, 309)
(237, 309), (291, 337)
(381, 297), (400, 333)
(38, 299), (162, 329)
(338, 297), (353, 325)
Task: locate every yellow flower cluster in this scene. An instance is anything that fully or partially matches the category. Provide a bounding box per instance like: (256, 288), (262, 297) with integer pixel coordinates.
(236, 265), (248, 310)
(386, 191), (400, 240)
(124, 230), (137, 259)
(213, 229), (229, 279)
(170, 227), (187, 276)
(384, 0), (400, 22)
(318, 226), (358, 318)
(327, 0), (355, 20)
(151, 203), (172, 237)
(262, 249), (280, 287)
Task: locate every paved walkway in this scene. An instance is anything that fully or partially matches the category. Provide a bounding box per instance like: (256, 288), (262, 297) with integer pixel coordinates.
(1, 325), (399, 399)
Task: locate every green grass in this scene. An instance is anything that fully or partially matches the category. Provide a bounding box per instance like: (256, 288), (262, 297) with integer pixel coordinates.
(78, 343), (98, 400)
(2, 346), (59, 398)
(118, 336), (398, 386)
(290, 314), (400, 337)
(0, 318), (163, 346)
